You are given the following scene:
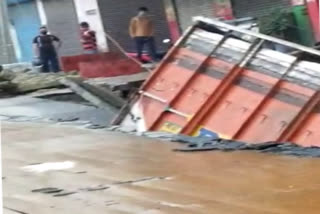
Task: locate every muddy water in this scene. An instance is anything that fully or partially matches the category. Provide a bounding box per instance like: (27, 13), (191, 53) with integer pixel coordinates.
(3, 122), (320, 214)
(168, 151), (320, 213)
(116, 146), (320, 214)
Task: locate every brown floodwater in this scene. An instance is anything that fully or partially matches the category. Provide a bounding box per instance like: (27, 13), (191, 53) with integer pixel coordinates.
(3, 122), (320, 214)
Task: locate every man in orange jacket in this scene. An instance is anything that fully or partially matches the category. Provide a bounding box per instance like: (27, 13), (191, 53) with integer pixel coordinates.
(129, 7), (158, 62)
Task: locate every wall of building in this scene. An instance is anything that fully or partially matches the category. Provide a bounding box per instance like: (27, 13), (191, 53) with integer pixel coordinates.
(41, 0), (82, 56)
(97, 0), (171, 52)
(73, 0), (108, 52)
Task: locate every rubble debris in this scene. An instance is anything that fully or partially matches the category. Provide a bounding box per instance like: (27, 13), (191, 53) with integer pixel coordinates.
(85, 124), (107, 129)
(0, 66), (80, 94)
(106, 125), (136, 133)
(0, 65), (17, 92)
(75, 171), (87, 174)
(80, 185), (109, 192)
(29, 88), (73, 98)
(113, 176), (170, 185)
(3, 62), (32, 73)
(53, 191), (77, 197)
(142, 131), (217, 144)
(159, 201), (202, 208)
(11, 72), (80, 93)
(106, 127), (320, 158)
(105, 201), (119, 206)
(56, 117), (79, 122)
(32, 187), (63, 194)
(40, 93), (89, 106)
(173, 137), (320, 158)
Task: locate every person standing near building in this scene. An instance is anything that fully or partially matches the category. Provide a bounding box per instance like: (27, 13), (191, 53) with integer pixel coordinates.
(129, 7), (158, 62)
(80, 22), (98, 54)
(33, 26), (62, 73)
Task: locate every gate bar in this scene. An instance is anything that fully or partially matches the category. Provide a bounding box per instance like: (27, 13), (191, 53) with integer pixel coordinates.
(233, 59), (300, 139)
(194, 17), (320, 57)
(148, 31), (234, 130)
(180, 39), (265, 135)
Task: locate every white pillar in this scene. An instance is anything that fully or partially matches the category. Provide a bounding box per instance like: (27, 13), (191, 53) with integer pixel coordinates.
(73, 0), (108, 52)
(36, 0), (47, 25)
(0, 0), (16, 63)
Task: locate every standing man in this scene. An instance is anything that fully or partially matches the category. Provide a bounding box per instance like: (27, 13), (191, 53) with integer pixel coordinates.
(33, 26), (62, 73)
(129, 7), (158, 62)
(80, 22), (98, 54)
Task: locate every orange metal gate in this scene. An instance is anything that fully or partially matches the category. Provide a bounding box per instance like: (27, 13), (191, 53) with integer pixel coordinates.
(117, 18), (320, 147)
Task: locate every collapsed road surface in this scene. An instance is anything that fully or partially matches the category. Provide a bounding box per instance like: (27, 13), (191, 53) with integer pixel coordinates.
(3, 122), (320, 214)
(0, 93), (118, 127)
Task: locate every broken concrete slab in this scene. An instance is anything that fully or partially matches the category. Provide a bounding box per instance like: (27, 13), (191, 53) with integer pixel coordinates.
(0, 95), (117, 126)
(85, 72), (149, 91)
(0, 69), (81, 94)
(3, 62), (32, 73)
(11, 72), (80, 93)
(28, 88), (73, 98)
(60, 78), (125, 109)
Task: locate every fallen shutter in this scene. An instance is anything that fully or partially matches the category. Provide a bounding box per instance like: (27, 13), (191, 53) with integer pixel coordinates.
(175, 0), (215, 31)
(231, 0), (291, 18)
(97, 0), (170, 52)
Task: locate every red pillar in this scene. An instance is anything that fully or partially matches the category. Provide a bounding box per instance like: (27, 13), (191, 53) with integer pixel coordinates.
(305, 0), (320, 41)
(163, 0), (181, 42)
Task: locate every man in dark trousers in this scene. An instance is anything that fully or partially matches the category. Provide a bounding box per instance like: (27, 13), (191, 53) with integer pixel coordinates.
(129, 7), (158, 62)
(33, 26), (62, 73)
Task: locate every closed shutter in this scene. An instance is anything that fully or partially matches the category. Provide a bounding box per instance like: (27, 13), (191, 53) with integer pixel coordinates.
(231, 0), (291, 18)
(175, 0), (215, 31)
(42, 0), (82, 56)
(97, 0), (170, 52)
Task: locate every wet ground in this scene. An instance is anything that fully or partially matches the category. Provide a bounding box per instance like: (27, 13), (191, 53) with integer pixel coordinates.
(3, 122), (320, 214)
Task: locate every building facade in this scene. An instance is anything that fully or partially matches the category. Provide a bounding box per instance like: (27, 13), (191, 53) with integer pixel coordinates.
(6, 0), (171, 63)
(170, 0), (318, 45)
(4, 0), (319, 63)
(6, 0), (107, 62)
(172, 0), (292, 32)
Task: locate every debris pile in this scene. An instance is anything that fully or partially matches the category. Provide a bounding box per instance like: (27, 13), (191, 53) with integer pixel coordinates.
(158, 133), (320, 157)
(104, 128), (320, 158)
(0, 65), (80, 95)
(174, 137), (320, 157)
(0, 65), (16, 93)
